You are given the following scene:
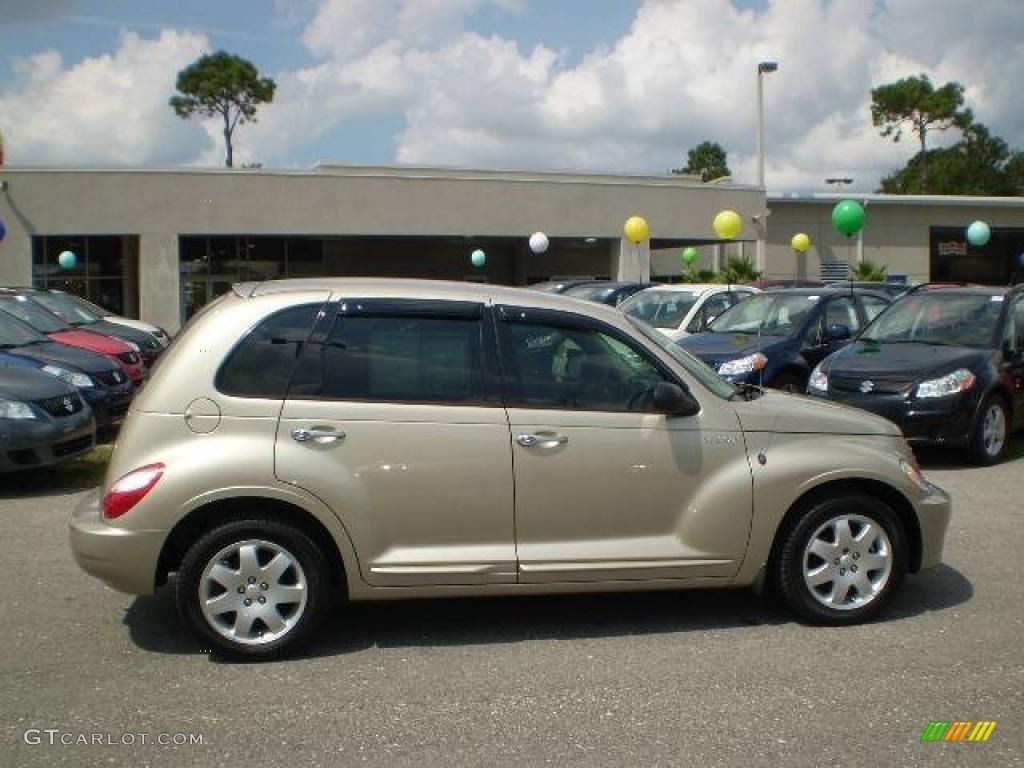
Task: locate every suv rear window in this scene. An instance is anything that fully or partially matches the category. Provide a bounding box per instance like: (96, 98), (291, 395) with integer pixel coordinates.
(216, 304), (322, 398)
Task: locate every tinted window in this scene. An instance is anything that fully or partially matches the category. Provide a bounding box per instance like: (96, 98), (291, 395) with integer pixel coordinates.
(500, 318), (668, 412)
(859, 295), (890, 323)
(1010, 300), (1024, 352)
(217, 304), (322, 398)
(0, 297), (71, 333)
(0, 308), (49, 347)
(289, 314), (484, 405)
(710, 293), (816, 336)
(824, 297), (860, 332)
(861, 293), (1002, 348)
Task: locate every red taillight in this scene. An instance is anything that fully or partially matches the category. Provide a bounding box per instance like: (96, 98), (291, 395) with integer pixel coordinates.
(101, 463), (165, 520)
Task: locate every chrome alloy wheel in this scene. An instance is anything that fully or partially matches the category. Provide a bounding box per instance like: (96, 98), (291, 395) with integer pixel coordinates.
(802, 514), (893, 611)
(981, 402), (1006, 459)
(199, 539), (308, 645)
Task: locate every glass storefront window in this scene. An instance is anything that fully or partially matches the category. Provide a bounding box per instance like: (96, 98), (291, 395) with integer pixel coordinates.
(32, 235), (139, 317)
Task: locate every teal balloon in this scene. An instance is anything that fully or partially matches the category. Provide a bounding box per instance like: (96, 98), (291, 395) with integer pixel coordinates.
(682, 246), (700, 266)
(470, 249), (486, 267)
(966, 220), (991, 247)
(57, 250), (77, 269)
(831, 199), (866, 237)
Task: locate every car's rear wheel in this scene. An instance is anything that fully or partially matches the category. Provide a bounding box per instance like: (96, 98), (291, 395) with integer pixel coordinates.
(776, 495), (906, 625)
(176, 518), (330, 661)
(968, 396), (1009, 466)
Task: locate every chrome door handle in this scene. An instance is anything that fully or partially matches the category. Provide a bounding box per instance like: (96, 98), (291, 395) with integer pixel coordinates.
(516, 433), (569, 447)
(292, 426), (346, 443)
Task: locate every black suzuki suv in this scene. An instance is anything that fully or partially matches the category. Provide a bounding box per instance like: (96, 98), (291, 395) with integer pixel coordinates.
(807, 284), (1024, 464)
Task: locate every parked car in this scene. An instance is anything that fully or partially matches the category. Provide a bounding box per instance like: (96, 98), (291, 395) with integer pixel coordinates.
(0, 310), (135, 428)
(51, 291), (171, 347)
(0, 364), (96, 472)
(26, 289), (165, 364)
(755, 279), (825, 290)
(679, 288), (892, 391)
(562, 281), (654, 306)
(0, 294), (145, 385)
(70, 279), (950, 659)
(807, 284), (1024, 464)
(828, 281), (911, 299)
(619, 284), (760, 341)
(527, 279), (595, 294)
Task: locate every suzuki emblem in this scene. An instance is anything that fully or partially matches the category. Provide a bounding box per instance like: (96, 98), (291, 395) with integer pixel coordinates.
(859, 380), (875, 393)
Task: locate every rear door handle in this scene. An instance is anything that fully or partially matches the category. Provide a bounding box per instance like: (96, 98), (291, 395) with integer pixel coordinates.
(516, 433), (569, 447)
(292, 426), (346, 444)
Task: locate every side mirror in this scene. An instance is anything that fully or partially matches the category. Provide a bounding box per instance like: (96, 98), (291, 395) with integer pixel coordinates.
(653, 381), (700, 416)
(826, 323), (851, 342)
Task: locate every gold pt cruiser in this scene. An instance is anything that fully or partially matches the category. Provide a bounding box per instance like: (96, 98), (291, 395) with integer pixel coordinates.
(70, 279), (951, 660)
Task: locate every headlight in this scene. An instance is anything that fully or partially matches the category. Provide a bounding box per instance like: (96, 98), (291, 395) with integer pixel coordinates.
(900, 458), (933, 492)
(128, 341), (141, 352)
(41, 364), (95, 388)
(718, 353), (768, 376)
(916, 368), (976, 398)
(0, 398), (36, 420)
(808, 364), (828, 393)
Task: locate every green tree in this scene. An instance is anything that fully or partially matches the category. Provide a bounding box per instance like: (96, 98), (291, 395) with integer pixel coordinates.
(672, 141), (731, 182)
(170, 51), (276, 167)
(878, 122), (1022, 196)
(870, 74), (971, 192)
(721, 255), (761, 283)
(852, 260), (888, 281)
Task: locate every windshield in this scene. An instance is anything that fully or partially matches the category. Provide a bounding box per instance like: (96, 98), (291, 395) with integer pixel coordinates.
(0, 308), (50, 347)
(0, 297), (72, 333)
(32, 292), (102, 325)
(65, 293), (112, 316)
(627, 316), (737, 399)
(709, 293), (817, 336)
(860, 293), (1002, 348)
(620, 290), (700, 328)
(564, 283), (617, 302)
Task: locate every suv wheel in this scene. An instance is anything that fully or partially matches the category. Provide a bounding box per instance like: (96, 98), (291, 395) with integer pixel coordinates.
(776, 495), (906, 625)
(968, 396), (1009, 466)
(176, 519), (330, 660)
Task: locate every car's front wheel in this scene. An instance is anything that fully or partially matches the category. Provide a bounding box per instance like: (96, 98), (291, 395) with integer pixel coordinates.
(776, 495), (906, 625)
(968, 395), (1009, 466)
(176, 518), (330, 661)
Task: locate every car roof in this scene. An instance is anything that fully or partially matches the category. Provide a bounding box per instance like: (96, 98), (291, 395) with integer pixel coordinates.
(631, 283), (734, 294)
(909, 283), (1016, 296)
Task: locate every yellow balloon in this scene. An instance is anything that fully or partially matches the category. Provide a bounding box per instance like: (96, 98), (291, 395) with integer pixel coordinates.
(713, 210), (742, 240)
(791, 233), (811, 253)
(623, 215), (650, 244)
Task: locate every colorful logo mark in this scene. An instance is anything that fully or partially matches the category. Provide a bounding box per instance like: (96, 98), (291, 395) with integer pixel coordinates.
(921, 721), (996, 742)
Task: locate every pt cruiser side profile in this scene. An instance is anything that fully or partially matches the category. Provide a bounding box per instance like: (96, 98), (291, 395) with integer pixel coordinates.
(70, 280), (952, 660)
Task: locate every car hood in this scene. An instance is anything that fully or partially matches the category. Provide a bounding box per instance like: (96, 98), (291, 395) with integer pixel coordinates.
(732, 390), (900, 436)
(78, 320), (157, 349)
(0, 363), (77, 399)
(47, 329), (132, 355)
(6, 341), (121, 375)
(678, 332), (790, 365)
(825, 341), (989, 378)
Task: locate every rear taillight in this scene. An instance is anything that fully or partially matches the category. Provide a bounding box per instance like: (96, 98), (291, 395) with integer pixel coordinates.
(101, 463), (165, 519)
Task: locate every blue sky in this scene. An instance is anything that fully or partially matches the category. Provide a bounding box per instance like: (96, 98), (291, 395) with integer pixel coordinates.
(0, 0), (1019, 192)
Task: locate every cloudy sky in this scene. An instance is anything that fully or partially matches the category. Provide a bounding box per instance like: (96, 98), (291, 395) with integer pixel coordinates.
(0, 0), (1021, 192)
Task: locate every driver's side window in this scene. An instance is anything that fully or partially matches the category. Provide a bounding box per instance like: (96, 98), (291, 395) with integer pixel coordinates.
(500, 317), (668, 412)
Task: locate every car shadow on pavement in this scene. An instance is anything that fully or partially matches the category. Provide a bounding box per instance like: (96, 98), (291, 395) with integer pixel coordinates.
(913, 436), (1023, 471)
(122, 564), (972, 662)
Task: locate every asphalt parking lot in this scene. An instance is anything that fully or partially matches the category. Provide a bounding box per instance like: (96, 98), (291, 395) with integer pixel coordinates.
(0, 444), (1022, 768)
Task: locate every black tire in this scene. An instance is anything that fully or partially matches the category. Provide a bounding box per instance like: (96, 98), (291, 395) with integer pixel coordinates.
(967, 395), (1010, 466)
(771, 370), (805, 393)
(776, 494), (906, 625)
(176, 518), (330, 661)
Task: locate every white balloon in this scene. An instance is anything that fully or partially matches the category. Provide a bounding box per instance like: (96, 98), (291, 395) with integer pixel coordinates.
(529, 231), (549, 254)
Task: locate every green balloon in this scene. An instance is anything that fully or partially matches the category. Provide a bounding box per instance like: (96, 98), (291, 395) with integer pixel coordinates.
(831, 199), (866, 237)
(682, 247), (700, 266)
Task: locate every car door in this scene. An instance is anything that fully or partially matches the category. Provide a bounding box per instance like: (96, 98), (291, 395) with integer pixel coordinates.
(802, 296), (861, 369)
(496, 305), (753, 583)
(275, 298), (516, 587)
(1002, 297), (1024, 427)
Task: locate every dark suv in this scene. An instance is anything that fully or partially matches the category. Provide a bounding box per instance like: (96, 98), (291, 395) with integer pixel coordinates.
(807, 284), (1024, 464)
(678, 288), (891, 391)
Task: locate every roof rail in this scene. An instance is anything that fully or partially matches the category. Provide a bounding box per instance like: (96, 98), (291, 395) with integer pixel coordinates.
(903, 281), (972, 295)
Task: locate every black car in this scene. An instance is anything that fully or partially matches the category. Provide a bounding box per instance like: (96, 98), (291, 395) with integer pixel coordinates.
(0, 365), (96, 472)
(808, 284), (1024, 464)
(829, 280), (911, 299)
(0, 307), (135, 428)
(20, 289), (164, 364)
(678, 288), (891, 391)
(562, 281), (654, 306)
(528, 279), (595, 294)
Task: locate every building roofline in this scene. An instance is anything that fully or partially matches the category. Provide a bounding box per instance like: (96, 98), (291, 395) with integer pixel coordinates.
(768, 192), (1024, 208)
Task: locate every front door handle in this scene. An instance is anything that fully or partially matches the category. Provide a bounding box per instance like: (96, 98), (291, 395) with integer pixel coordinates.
(292, 426), (346, 444)
(516, 433), (569, 448)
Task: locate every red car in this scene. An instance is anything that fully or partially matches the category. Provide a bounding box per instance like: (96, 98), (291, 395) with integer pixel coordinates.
(0, 295), (145, 385)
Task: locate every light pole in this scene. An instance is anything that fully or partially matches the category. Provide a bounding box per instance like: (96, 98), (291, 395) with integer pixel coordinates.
(755, 60), (777, 274)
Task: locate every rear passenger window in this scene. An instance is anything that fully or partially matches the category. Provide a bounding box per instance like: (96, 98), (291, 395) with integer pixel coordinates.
(216, 304), (322, 398)
(288, 314), (485, 405)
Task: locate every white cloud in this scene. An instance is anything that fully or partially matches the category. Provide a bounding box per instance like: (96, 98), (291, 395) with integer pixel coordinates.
(0, 29), (212, 165)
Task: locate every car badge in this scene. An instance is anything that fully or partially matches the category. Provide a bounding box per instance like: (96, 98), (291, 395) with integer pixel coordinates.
(859, 380), (875, 393)
(62, 396), (74, 412)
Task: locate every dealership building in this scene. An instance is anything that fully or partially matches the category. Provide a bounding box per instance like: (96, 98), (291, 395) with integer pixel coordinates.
(0, 165), (1021, 331)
